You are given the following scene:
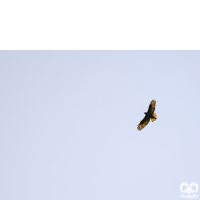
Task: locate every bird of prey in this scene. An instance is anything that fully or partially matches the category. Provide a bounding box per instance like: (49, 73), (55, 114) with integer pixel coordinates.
(137, 100), (157, 131)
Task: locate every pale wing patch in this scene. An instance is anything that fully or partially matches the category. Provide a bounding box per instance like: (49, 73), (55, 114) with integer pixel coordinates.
(148, 100), (156, 114)
(137, 118), (150, 131)
(151, 100), (156, 106)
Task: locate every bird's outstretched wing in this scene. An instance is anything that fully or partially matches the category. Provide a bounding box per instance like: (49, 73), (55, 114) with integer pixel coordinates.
(147, 100), (156, 115)
(137, 115), (150, 131)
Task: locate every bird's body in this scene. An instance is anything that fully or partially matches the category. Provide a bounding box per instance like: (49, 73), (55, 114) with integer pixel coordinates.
(137, 100), (157, 131)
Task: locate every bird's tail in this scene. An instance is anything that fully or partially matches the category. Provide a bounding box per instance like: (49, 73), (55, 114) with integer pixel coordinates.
(151, 113), (157, 122)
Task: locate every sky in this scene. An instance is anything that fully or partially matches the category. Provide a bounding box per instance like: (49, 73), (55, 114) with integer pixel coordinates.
(0, 51), (200, 200)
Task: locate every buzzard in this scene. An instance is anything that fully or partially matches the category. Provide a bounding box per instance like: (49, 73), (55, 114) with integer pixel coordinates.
(137, 100), (157, 131)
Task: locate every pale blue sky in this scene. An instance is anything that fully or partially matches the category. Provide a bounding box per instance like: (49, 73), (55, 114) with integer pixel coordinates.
(1, 51), (200, 200)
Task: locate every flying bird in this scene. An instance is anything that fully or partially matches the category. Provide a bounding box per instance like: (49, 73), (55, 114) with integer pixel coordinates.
(137, 100), (157, 131)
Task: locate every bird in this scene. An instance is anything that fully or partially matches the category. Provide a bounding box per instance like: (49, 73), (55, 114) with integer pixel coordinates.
(137, 100), (157, 131)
